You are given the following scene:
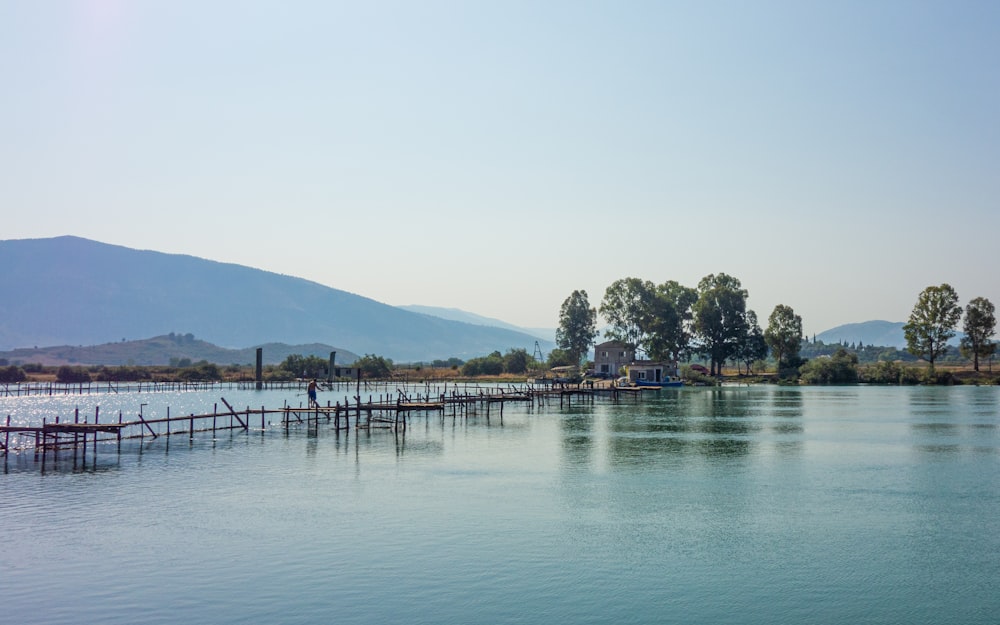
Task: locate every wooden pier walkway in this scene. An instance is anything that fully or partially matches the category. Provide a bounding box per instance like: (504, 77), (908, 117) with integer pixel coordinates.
(0, 379), (341, 398)
(2, 381), (661, 468)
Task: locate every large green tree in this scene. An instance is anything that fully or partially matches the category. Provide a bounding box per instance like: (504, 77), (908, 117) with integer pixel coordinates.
(799, 348), (859, 384)
(599, 278), (697, 362)
(734, 310), (768, 374)
(902, 284), (962, 372)
(556, 289), (598, 365)
(355, 354), (394, 378)
(546, 348), (575, 368)
(693, 273), (749, 375)
(764, 304), (803, 369)
(502, 348), (532, 374)
(960, 296), (996, 372)
(645, 281), (698, 362)
(279, 354), (329, 379)
(599, 278), (655, 350)
(0, 365), (27, 383)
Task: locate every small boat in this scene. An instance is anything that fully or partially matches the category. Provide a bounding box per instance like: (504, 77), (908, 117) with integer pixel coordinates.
(634, 376), (684, 388)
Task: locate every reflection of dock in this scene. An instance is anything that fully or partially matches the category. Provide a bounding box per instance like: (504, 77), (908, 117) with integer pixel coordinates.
(2, 381), (660, 468)
(1, 419), (128, 466)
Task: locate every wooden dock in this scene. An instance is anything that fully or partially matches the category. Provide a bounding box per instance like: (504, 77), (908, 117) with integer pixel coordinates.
(2, 381), (660, 468)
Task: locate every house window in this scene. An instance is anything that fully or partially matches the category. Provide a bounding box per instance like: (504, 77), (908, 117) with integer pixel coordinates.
(602, 351), (608, 358)
(619, 351), (625, 358)
(600, 364), (609, 373)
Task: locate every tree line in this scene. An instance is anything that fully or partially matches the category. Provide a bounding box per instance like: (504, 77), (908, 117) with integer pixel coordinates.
(0, 354), (395, 384)
(556, 273), (805, 376)
(556, 276), (997, 380)
(902, 284), (996, 373)
(3, 280), (993, 385)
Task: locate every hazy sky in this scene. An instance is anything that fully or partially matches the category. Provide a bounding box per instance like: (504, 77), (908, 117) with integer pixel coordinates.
(3, 1), (998, 336)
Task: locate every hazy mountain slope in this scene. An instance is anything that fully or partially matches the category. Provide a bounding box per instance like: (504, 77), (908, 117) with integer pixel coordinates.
(816, 321), (906, 348)
(0, 236), (549, 361)
(816, 320), (964, 349)
(0, 335), (361, 367)
(399, 304), (557, 342)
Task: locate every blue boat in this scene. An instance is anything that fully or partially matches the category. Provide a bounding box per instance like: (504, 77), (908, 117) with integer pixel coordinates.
(634, 376), (684, 388)
(624, 360), (683, 388)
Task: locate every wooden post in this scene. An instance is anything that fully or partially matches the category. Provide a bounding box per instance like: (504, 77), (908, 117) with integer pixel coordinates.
(255, 348), (263, 391)
(137, 405), (156, 439)
(218, 398), (248, 432)
(328, 351), (336, 384)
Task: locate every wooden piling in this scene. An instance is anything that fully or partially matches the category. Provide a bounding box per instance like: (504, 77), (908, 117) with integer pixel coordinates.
(255, 348), (263, 391)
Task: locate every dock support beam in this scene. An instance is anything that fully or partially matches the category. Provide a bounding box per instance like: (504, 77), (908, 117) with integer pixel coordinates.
(255, 348), (263, 391)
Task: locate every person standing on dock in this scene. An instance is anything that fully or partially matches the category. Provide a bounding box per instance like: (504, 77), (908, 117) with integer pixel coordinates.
(307, 379), (320, 407)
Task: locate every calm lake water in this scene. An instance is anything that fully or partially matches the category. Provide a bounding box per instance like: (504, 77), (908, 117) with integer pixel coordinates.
(2, 385), (998, 625)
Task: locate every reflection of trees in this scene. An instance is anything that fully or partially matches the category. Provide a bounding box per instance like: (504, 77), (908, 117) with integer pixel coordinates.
(908, 386), (954, 418)
(909, 386), (960, 443)
(769, 389), (804, 437)
(604, 389), (761, 466)
(967, 386), (1000, 419)
(560, 388), (810, 468)
(560, 411), (595, 469)
(910, 386), (1000, 452)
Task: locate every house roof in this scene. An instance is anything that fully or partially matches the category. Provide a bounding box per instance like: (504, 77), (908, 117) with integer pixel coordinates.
(595, 340), (634, 349)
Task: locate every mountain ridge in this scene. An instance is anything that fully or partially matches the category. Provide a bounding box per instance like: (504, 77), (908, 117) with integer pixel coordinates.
(815, 320), (907, 348)
(0, 334), (360, 367)
(816, 320), (963, 349)
(0, 236), (555, 361)
(398, 304), (556, 343)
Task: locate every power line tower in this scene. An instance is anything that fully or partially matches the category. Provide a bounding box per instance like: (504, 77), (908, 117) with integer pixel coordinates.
(532, 340), (545, 363)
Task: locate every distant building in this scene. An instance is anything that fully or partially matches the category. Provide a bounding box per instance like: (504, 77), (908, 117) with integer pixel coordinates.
(593, 341), (635, 377)
(625, 360), (679, 384)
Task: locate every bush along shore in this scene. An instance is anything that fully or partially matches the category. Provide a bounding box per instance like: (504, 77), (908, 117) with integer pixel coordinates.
(2, 354), (998, 388)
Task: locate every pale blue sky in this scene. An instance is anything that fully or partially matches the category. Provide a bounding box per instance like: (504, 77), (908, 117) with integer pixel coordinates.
(3, 1), (998, 336)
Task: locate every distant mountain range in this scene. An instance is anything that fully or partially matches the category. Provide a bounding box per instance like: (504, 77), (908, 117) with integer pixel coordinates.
(0, 236), (555, 362)
(4, 237), (963, 365)
(815, 321), (908, 348)
(399, 305), (556, 343)
(816, 320), (963, 349)
(0, 334), (359, 368)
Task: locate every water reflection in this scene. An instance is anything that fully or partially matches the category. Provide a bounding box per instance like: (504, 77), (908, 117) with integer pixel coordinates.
(560, 387), (809, 470)
(908, 386), (1000, 455)
(768, 389), (804, 448)
(907, 386), (955, 416)
(912, 422), (959, 435)
(915, 444), (962, 454)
